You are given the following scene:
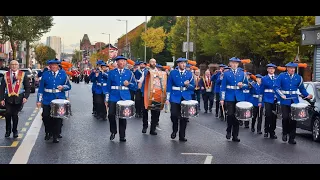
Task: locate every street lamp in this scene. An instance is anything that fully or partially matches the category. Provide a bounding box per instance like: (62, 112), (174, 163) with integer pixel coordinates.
(101, 33), (111, 56)
(116, 19), (128, 57)
(144, 16), (147, 63)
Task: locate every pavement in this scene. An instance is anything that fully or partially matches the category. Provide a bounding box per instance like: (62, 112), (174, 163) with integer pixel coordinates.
(1, 81), (320, 164)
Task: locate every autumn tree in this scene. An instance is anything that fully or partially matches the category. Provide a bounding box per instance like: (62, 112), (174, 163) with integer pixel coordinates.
(141, 27), (167, 58)
(89, 52), (108, 66)
(72, 50), (82, 64)
(35, 44), (56, 66)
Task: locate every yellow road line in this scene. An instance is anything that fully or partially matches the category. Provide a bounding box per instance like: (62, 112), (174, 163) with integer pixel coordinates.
(18, 134), (23, 139)
(11, 141), (19, 147)
(28, 117), (33, 121)
(25, 122), (30, 126)
(21, 128), (27, 132)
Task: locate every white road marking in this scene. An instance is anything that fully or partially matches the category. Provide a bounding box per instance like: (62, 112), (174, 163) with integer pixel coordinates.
(10, 109), (43, 164)
(204, 155), (213, 164)
(181, 153), (211, 156)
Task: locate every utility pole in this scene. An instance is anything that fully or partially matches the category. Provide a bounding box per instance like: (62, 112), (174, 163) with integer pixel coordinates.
(144, 16), (147, 62)
(186, 16), (190, 59)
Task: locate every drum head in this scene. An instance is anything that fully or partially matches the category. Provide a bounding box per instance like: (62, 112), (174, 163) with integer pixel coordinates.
(117, 100), (135, 106)
(291, 103), (308, 108)
(51, 99), (70, 104)
(181, 100), (198, 105)
(236, 101), (253, 108)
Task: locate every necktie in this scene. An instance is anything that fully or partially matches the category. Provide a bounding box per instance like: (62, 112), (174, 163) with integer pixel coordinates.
(233, 70), (236, 74)
(271, 76), (274, 80)
(180, 72), (183, 76)
(120, 70), (122, 75)
(13, 72), (16, 83)
(53, 72), (56, 77)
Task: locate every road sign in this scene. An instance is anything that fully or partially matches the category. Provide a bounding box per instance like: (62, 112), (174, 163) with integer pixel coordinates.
(183, 42), (194, 52)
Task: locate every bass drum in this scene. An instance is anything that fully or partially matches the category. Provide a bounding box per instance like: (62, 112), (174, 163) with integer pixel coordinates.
(144, 70), (167, 111)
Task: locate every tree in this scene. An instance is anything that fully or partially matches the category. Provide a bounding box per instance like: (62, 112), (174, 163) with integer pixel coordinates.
(35, 44), (56, 66)
(89, 52), (108, 66)
(141, 27), (167, 57)
(72, 50), (82, 64)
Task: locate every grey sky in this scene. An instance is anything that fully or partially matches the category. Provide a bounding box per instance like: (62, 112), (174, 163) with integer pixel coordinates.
(40, 16), (151, 53)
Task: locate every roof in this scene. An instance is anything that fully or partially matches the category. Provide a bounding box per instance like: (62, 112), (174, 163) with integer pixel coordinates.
(300, 24), (320, 31)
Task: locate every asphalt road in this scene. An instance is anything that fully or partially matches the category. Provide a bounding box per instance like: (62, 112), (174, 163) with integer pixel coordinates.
(2, 81), (320, 164)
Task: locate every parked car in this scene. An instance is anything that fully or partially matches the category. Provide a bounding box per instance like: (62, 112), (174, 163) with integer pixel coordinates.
(32, 69), (41, 87)
(20, 68), (36, 93)
(296, 81), (320, 142)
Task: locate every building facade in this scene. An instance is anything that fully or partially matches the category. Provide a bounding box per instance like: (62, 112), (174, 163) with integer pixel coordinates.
(46, 36), (62, 59)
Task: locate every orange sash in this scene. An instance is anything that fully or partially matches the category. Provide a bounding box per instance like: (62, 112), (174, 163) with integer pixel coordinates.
(195, 76), (200, 90)
(5, 70), (25, 97)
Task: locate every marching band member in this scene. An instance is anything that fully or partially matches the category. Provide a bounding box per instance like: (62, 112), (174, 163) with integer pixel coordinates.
(199, 69), (214, 113)
(91, 62), (108, 121)
(0, 60), (31, 138)
(156, 64), (163, 71)
(250, 74), (263, 134)
(192, 69), (201, 111)
(139, 59), (161, 135)
(105, 56), (137, 142)
(36, 59), (71, 143)
(274, 62), (312, 144)
(260, 63), (278, 139)
(166, 57), (195, 141)
(90, 60), (103, 117)
(220, 57), (248, 142)
(133, 61), (143, 118)
(106, 44), (119, 66)
(211, 64), (226, 118)
(243, 72), (253, 128)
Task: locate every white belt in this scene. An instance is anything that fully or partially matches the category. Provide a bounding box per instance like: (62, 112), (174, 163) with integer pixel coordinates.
(226, 85), (240, 89)
(44, 89), (61, 93)
(281, 90), (297, 95)
(253, 95), (259, 98)
(243, 90), (250, 93)
(264, 89), (274, 93)
(111, 86), (128, 90)
(172, 86), (187, 91)
(97, 83), (107, 86)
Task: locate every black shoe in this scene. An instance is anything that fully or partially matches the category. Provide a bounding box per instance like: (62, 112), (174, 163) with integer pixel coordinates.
(45, 133), (50, 140)
(150, 131), (157, 135)
(110, 133), (116, 141)
(53, 138), (59, 143)
(251, 128), (255, 132)
(232, 137), (240, 142)
(270, 134), (277, 139)
(239, 121), (243, 126)
(179, 137), (187, 142)
(245, 126), (249, 129)
(5, 132), (10, 138)
(288, 139), (296, 144)
(13, 132), (18, 138)
(186, 120), (189, 122)
(120, 137), (126, 142)
(209, 109), (212, 113)
(204, 110), (207, 113)
(58, 134), (62, 138)
(282, 134), (288, 142)
(226, 132), (231, 140)
(171, 132), (177, 139)
(142, 128), (147, 134)
(264, 133), (268, 138)
(215, 114), (218, 117)
(257, 131), (262, 135)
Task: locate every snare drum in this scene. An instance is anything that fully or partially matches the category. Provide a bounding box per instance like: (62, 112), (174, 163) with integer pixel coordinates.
(235, 101), (253, 121)
(181, 100), (199, 118)
(116, 100), (135, 119)
(50, 99), (72, 119)
(290, 103), (309, 121)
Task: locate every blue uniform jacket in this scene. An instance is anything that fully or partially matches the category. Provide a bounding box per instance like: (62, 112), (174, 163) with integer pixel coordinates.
(134, 70), (142, 81)
(220, 68), (248, 102)
(198, 76), (214, 94)
(129, 69), (137, 92)
(91, 71), (108, 94)
(274, 72), (309, 106)
(166, 69), (195, 104)
(260, 74), (277, 104)
(250, 82), (263, 107)
(141, 68), (149, 97)
(37, 70), (71, 105)
(105, 68), (137, 102)
(212, 72), (222, 93)
(89, 71), (96, 93)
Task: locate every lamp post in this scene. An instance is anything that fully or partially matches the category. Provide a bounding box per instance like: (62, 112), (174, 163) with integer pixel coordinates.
(186, 16), (190, 59)
(144, 16), (147, 63)
(116, 19), (128, 57)
(101, 33), (111, 57)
